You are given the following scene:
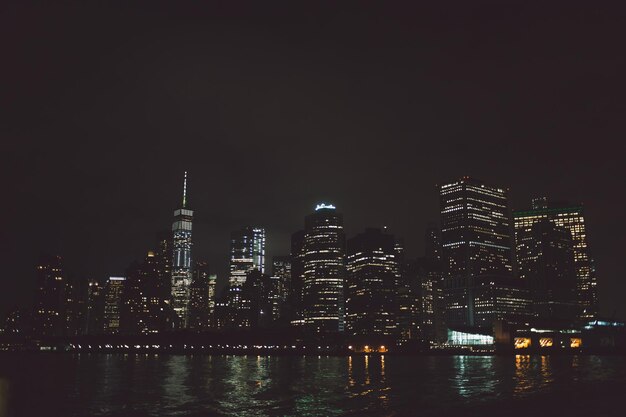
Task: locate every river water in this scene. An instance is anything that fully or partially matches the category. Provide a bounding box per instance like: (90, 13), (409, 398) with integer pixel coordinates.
(0, 353), (625, 416)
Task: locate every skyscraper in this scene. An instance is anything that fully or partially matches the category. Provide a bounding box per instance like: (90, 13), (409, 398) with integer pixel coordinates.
(513, 199), (596, 319)
(271, 255), (292, 318)
(103, 277), (125, 335)
(32, 255), (66, 338)
(86, 279), (104, 335)
(302, 203), (346, 334)
(229, 226), (266, 287)
(188, 261), (211, 330)
(346, 228), (398, 338)
(516, 219), (579, 322)
(439, 177), (527, 330)
(288, 230), (306, 327)
(122, 251), (166, 334)
(171, 172), (193, 328)
(225, 226), (266, 328)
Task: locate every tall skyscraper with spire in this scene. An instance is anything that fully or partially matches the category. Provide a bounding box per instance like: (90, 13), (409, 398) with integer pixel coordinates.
(171, 172), (193, 328)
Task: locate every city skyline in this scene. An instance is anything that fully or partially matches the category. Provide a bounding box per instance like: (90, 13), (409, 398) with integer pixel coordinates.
(2, 2), (624, 323)
(0, 173), (620, 321)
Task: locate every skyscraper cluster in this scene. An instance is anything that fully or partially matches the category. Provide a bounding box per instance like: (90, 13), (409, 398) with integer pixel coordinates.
(2, 175), (600, 348)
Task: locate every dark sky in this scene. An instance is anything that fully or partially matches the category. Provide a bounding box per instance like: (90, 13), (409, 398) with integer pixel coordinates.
(1, 1), (625, 319)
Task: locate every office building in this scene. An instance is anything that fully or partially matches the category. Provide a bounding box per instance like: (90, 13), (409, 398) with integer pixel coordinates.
(86, 279), (104, 335)
(122, 251), (167, 334)
(513, 198), (598, 319)
(229, 226), (266, 287)
(302, 203), (346, 334)
(288, 230), (306, 326)
(171, 172), (193, 327)
(188, 261), (212, 330)
(439, 177), (527, 330)
(103, 277), (126, 334)
(32, 255), (66, 338)
(271, 256), (291, 319)
(346, 228), (398, 338)
(516, 219), (579, 322)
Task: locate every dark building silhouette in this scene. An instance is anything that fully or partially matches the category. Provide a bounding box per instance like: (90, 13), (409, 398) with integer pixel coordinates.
(242, 269), (279, 328)
(188, 261), (214, 330)
(271, 255), (291, 319)
(288, 230), (306, 327)
(155, 230), (173, 303)
(64, 278), (87, 336)
(514, 198), (598, 320)
(123, 251), (172, 334)
(301, 204), (346, 334)
(86, 279), (105, 335)
(439, 177), (529, 331)
(222, 226), (266, 329)
(346, 228), (398, 339)
(516, 219), (579, 323)
(395, 240), (420, 344)
(32, 255), (67, 338)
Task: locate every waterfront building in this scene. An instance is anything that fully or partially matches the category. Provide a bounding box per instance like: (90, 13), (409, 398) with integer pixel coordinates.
(346, 228), (398, 338)
(394, 240), (419, 344)
(103, 276), (126, 334)
(229, 226), (266, 287)
(171, 172), (193, 328)
(302, 203), (346, 334)
(516, 219), (579, 322)
(271, 255), (292, 318)
(207, 273), (217, 327)
(288, 230), (306, 327)
(155, 230), (172, 302)
(513, 198), (598, 320)
(226, 226), (266, 328)
(32, 255), (67, 338)
(86, 279), (104, 335)
(439, 177), (527, 331)
(123, 251), (170, 334)
(188, 261), (211, 330)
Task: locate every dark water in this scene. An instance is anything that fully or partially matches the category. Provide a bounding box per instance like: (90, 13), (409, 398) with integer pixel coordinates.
(1, 353), (625, 417)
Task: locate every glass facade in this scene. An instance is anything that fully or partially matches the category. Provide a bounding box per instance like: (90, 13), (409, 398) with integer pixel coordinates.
(171, 172), (193, 328)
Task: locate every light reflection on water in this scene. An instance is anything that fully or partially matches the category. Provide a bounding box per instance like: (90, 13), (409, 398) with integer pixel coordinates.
(0, 353), (625, 417)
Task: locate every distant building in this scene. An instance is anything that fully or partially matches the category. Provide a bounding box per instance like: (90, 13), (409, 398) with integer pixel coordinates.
(103, 277), (126, 334)
(288, 230), (306, 327)
(242, 269), (280, 328)
(64, 278), (87, 336)
(86, 279), (104, 335)
(394, 240), (419, 344)
(439, 177), (528, 331)
(346, 228), (398, 338)
(32, 255), (66, 338)
(225, 226), (266, 328)
(155, 230), (172, 302)
(188, 261), (211, 330)
(302, 203), (346, 334)
(516, 219), (579, 322)
(123, 251), (168, 334)
(513, 198), (598, 320)
(271, 255), (291, 318)
(207, 273), (217, 327)
(229, 226), (266, 287)
(171, 172), (193, 328)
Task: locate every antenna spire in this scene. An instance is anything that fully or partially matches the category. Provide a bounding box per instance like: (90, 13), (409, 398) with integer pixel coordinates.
(182, 171), (188, 208)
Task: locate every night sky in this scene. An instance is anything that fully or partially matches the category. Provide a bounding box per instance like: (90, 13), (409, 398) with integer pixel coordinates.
(1, 1), (625, 319)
